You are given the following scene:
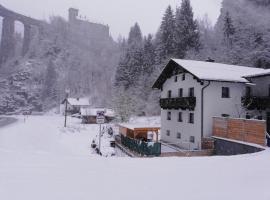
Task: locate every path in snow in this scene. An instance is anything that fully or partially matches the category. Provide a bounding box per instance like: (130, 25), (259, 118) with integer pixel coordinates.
(0, 115), (270, 200)
(0, 117), (17, 128)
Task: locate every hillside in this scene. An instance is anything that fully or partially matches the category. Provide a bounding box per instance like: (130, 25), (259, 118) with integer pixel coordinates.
(0, 16), (120, 114)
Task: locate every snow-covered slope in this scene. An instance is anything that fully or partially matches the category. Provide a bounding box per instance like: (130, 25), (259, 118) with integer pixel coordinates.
(0, 115), (270, 200)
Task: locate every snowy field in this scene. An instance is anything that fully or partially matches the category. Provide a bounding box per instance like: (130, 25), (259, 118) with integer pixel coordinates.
(0, 115), (270, 200)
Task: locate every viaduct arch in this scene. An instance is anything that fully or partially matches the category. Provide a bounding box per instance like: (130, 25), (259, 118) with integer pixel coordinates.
(0, 5), (43, 65)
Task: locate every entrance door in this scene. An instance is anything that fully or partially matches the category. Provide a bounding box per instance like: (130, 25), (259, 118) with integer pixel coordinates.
(267, 112), (270, 147)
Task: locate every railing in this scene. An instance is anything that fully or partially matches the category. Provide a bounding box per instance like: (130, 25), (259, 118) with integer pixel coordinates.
(121, 135), (161, 156)
(242, 96), (270, 110)
(160, 97), (196, 110)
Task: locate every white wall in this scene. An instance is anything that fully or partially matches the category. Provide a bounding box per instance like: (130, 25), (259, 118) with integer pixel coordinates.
(161, 73), (203, 150)
(160, 72), (247, 150)
(203, 82), (246, 137)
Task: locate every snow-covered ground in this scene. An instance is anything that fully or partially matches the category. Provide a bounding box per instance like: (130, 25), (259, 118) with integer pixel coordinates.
(0, 115), (270, 200)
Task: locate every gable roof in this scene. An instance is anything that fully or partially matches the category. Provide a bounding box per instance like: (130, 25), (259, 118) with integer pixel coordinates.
(80, 108), (115, 117)
(62, 98), (90, 106)
(243, 69), (270, 78)
(152, 59), (266, 89)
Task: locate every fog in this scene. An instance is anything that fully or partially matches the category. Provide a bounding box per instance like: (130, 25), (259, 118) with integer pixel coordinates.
(0, 0), (222, 39)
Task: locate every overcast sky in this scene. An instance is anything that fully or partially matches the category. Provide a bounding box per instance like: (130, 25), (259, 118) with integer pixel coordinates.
(1, 0), (222, 39)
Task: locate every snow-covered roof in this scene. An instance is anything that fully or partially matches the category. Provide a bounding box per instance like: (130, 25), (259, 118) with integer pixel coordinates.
(243, 69), (270, 78)
(80, 108), (115, 117)
(153, 59), (266, 89)
(119, 123), (160, 130)
(173, 59), (265, 82)
(67, 98), (90, 106)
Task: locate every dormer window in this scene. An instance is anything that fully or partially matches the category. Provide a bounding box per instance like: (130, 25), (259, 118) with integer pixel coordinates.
(182, 73), (186, 81)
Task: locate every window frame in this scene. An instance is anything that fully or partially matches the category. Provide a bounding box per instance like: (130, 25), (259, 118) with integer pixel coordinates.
(178, 88), (183, 97)
(246, 86), (252, 97)
(166, 130), (170, 136)
(190, 136), (195, 143)
(189, 87), (195, 97)
(189, 113), (194, 124)
(168, 90), (172, 98)
(167, 112), (171, 121)
(268, 84), (270, 97)
(178, 112), (183, 122)
(222, 87), (230, 98)
(182, 73), (186, 81)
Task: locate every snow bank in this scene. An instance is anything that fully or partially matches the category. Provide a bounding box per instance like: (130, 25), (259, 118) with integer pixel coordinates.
(0, 115), (270, 200)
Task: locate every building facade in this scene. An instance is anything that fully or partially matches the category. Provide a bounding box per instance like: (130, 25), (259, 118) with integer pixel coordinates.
(153, 59), (269, 150)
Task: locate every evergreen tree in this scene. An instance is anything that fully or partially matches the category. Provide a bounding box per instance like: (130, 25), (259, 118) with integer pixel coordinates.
(42, 59), (58, 103)
(223, 11), (235, 46)
(114, 23), (143, 89)
(175, 0), (200, 58)
(156, 6), (176, 60)
(142, 34), (156, 75)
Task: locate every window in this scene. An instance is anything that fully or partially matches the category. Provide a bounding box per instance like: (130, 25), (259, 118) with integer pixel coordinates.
(161, 85), (163, 92)
(189, 113), (194, 124)
(246, 86), (252, 97)
(167, 112), (171, 120)
(189, 88), (194, 97)
(178, 88), (183, 97)
(168, 90), (172, 98)
(177, 132), (181, 139)
(268, 84), (270, 97)
(182, 73), (186, 81)
(175, 76), (178, 82)
(178, 112), (183, 122)
(166, 130), (170, 136)
(222, 87), (230, 98)
(190, 136), (195, 143)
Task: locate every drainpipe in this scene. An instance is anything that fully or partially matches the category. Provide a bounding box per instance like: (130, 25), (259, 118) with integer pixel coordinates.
(201, 81), (211, 141)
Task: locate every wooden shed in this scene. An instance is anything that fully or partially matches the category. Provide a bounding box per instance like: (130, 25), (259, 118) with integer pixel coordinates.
(118, 123), (160, 142)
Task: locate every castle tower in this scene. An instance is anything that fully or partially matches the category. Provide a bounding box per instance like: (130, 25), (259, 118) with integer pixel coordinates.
(68, 8), (79, 23)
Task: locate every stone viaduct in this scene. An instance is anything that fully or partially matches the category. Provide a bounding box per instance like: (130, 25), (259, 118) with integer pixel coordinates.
(0, 5), (43, 65)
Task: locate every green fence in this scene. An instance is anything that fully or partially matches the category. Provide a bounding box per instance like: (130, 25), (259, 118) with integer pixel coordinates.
(121, 135), (161, 156)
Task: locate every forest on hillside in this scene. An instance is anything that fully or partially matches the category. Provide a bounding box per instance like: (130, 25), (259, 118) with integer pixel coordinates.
(113, 0), (270, 121)
(0, 0), (269, 119)
(0, 16), (120, 114)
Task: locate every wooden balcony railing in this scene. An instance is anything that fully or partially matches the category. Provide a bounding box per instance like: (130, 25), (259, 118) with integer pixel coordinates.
(242, 96), (270, 110)
(160, 97), (196, 110)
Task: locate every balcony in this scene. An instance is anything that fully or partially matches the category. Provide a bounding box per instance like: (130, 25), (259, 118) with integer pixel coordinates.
(160, 97), (196, 110)
(242, 96), (270, 110)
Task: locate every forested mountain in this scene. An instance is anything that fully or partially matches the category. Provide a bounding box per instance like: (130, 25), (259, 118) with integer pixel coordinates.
(0, 16), (120, 114)
(212, 0), (270, 67)
(113, 0), (270, 121)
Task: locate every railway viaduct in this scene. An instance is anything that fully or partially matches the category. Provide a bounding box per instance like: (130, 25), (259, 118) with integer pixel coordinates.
(0, 5), (43, 65)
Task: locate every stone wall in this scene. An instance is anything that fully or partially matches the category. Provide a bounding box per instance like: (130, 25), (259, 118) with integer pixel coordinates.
(213, 137), (264, 155)
(213, 117), (266, 146)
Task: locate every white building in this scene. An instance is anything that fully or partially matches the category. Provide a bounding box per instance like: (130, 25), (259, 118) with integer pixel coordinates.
(152, 59), (269, 150)
(60, 98), (91, 115)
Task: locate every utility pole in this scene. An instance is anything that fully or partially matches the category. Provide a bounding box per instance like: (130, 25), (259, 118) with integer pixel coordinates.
(99, 124), (102, 153)
(64, 89), (70, 128)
